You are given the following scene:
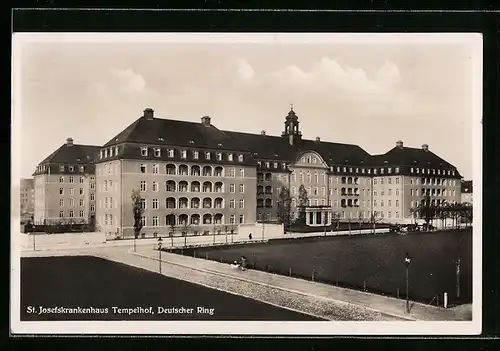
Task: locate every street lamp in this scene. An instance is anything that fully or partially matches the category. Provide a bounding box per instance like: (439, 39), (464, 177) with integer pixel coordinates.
(31, 222), (36, 251)
(405, 252), (412, 314)
(157, 237), (163, 274)
(133, 233), (137, 252)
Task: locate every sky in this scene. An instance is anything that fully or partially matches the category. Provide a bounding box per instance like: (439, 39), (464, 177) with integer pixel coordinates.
(13, 33), (481, 181)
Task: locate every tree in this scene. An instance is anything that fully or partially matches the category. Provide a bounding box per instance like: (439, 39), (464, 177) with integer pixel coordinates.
(332, 211), (341, 229)
(277, 186), (292, 231)
(297, 184), (309, 221)
(131, 189), (144, 239)
(179, 220), (190, 247)
(166, 211), (177, 246)
(370, 211), (383, 234)
(411, 195), (438, 229)
(357, 212), (364, 233)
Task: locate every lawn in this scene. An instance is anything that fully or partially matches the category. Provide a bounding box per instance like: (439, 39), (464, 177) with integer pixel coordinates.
(20, 256), (319, 321)
(177, 228), (473, 306)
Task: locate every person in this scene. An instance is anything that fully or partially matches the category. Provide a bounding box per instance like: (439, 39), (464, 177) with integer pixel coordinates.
(248, 233), (252, 240)
(240, 255), (247, 270)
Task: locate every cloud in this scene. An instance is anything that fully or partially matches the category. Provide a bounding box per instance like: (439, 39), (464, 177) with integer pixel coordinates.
(90, 68), (147, 97)
(236, 58), (255, 81)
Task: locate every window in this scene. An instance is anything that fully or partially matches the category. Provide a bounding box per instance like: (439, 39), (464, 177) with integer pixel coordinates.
(152, 216), (159, 227)
(153, 199), (159, 209)
(205, 152), (211, 160)
(229, 199), (235, 208)
(140, 216), (146, 227)
(266, 162), (270, 168)
(274, 162), (278, 168)
(59, 165), (65, 172)
(216, 152), (223, 161)
(80, 198), (84, 206)
(239, 169), (244, 177)
(388, 178), (392, 185)
(388, 200), (392, 206)
(239, 184), (244, 193)
(395, 177), (400, 184)
(140, 181), (147, 192)
(79, 177), (84, 183)
(140, 164), (146, 173)
(396, 200), (400, 207)
(140, 198), (146, 209)
(154, 148), (161, 157)
(395, 167), (400, 173)
(69, 188), (74, 195)
(374, 179), (377, 185)
(79, 210), (84, 217)
(152, 181), (158, 192)
(396, 211), (400, 218)
(239, 199), (245, 209)
(59, 176), (64, 183)
(69, 211), (74, 218)
(167, 149), (174, 158)
(193, 151), (199, 159)
(59, 188), (64, 195)
(104, 181), (108, 192)
(59, 199), (64, 207)
(396, 189), (399, 196)
(141, 147), (148, 156)
(80, 188), (84, 195)
(229, 168), (235, 177)
(181, 150), (187, 159)
(69, 176), (74, 183)
(59, 211), (64, 218)
(229, 184), (235, 193)
(90, 204), (95, 212)
(152, 164), (159, 174)
(90, 193), (95, 201)
(411, 189), (414, 196)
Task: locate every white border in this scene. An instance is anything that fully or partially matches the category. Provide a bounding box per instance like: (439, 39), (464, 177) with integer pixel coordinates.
(10, 32), (483, 336)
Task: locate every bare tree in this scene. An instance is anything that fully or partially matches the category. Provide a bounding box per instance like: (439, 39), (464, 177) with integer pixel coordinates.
(179, 219), (190, 247)
(131, 189), (144, 239)
(297, 184), (309, 222)
(166, 211), (177, 247)
(277, 186), (292, 232)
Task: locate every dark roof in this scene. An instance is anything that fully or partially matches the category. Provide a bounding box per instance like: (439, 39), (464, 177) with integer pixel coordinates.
(39, 143), (101, 165)
(461, 180), (472, 193)
(298, 139), (372, 165)
(103, 116), (249, 152)
(223, 131), (296, 160)
(369, 146), (457, 170)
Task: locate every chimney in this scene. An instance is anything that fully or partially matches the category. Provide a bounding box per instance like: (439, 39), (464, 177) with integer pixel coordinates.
(261, 130), (266, 136)
(143, 108), (154, 120)
(396, 140), (404, 148)
(66, 137), (74, 146)
(201, 116), (211, 127)
(315, 136), (321, 142)
(422, 144), (429, 151)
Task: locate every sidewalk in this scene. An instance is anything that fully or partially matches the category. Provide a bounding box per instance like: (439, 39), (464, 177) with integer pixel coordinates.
(134, 246), (472, 322)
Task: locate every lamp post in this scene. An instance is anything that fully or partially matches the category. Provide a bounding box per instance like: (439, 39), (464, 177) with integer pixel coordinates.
(32, 223), (36, 251)
(405, 252), (412, 314)
(157, 237), (163, 274)
(133, 234), (137, 252)
(261, 221), (265, 241)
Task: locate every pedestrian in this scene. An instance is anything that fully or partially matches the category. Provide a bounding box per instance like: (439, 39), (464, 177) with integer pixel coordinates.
(248, 233), (252, 240)
(240, 255), (247, 270)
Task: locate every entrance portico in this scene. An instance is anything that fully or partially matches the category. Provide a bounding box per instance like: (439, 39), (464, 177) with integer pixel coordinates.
(305, 206), (332, 227)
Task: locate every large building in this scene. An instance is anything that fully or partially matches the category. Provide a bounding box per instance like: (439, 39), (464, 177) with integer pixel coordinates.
(20, 178), (35, 222)
(32, 138), (100, 225)
(30, 107), (463, 236)
(92, 107), (462, 238)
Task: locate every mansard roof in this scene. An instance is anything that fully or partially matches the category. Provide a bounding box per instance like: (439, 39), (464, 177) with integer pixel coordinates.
(370, 146), (460, 173)
(38, 143), (100, 165)
(102, 115), (249, 152)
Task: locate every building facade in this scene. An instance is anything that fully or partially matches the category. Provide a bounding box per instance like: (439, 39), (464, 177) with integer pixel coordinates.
(20, 178), (35, 222)
(31, 107), (463, 234)
(32, 138), (99, 225)
(461, 180), (473, 204)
